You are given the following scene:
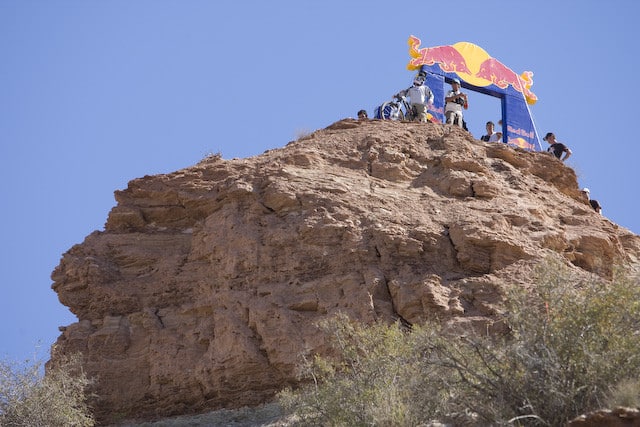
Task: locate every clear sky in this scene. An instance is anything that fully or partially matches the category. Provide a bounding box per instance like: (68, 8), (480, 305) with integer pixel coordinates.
(1, 1), (639, 363)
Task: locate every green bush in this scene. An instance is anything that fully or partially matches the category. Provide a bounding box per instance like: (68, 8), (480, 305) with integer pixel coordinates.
(280, 260), (640, 426)
(279, 313), (419, 426)
(0, 352), (94, 426)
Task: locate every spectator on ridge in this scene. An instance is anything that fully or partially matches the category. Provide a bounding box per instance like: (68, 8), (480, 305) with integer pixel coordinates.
(480, 121), (501, 142)
(544, 132), (572, 161)
(444, 78), (468, 128)
(357, 109), (368, 120)
(581, 188), (602, 214)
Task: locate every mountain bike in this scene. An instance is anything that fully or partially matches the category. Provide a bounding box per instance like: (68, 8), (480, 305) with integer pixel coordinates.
(374, 95), (416, 121)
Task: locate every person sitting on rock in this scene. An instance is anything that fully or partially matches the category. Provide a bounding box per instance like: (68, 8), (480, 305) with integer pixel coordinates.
(581, 187), (602, 214)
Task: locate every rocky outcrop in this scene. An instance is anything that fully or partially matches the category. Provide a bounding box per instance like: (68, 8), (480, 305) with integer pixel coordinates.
(568, 407), (640, 426)
(50, 119), (640, 424)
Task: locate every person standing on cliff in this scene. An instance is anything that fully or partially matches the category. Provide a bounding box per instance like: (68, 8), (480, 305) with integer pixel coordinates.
(445, 78), (468, 127)
(480, 121), (501, 142)
(544, 132), (572, 162)
(395, 70), (434, 123)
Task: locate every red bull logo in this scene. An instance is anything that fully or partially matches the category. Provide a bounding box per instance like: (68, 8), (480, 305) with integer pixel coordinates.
(507, 126), (537, 150)
(407, 36), (537, 105)
(408, 36), (472, 74)
(476, 57), (519, 89)
(427, 108), (442, 124)
(508, 137), (536, 151)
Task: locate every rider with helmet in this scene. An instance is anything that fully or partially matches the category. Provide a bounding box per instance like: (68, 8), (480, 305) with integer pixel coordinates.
(396, 71), (434, 123)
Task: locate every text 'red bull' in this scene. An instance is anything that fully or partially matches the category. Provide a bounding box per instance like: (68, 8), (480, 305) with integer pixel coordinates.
(507, 126), (536, 150)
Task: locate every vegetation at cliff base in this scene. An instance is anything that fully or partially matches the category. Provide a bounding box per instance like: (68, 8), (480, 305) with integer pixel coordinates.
(279, 261), (640, 426)
(0, 352), (94, 426)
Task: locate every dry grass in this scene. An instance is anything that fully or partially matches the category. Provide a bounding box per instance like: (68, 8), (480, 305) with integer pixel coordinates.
(110, 403), (294, 427)
(0, 352), (95, 426)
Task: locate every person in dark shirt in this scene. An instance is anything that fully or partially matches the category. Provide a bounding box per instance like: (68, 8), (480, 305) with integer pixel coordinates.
(581, 188), (602, 214)
(544, 132), (572, 161)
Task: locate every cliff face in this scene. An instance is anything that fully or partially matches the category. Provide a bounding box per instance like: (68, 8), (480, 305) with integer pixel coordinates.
(50, 119), (640, 424)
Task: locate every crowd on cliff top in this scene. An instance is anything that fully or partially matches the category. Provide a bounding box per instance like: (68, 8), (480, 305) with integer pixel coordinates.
(356, 73), (602, 215)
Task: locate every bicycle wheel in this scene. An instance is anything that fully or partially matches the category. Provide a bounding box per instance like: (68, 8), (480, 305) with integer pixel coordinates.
(380, 102), (401, 120)
(382, 102), (394, 120)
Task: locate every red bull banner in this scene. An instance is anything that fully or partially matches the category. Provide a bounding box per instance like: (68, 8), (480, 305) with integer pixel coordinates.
(407, 35), (542, 151)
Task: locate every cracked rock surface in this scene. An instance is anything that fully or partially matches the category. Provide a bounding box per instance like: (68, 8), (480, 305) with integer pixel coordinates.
(50, 119), (640, 424)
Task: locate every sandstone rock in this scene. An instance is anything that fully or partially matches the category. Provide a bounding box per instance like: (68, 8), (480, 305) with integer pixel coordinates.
(568, 407), (640, 427)
(49, 119), (640, 424)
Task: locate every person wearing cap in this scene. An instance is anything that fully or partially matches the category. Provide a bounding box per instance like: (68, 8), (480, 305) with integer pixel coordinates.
(395, 70), (434, 123)
(580, 187), (602, 214)
(357, 109), (368, 120)
(544, 132), (572, 161)
(445, 78), (468, 127)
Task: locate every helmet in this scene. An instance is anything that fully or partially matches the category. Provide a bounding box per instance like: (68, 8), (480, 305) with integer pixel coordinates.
(451, 78), (461, 85)
(413, 75), (425, 86)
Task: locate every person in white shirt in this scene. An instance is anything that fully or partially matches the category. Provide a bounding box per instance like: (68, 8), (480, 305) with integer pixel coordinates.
(396, 71), (434, 123)
(480, 121), (501, 142)
(444, 78), (468, 127)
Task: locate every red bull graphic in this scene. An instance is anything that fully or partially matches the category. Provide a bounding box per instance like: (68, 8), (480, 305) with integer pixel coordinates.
(408, 36), (472, 74)
(476, 57), (519, 89)
(408, 35), (537, 105)
(406, 35), (542, 151)
(475, 58), (538, 104)
(506, 125), (537, 150)
(509, 137), (537, 151)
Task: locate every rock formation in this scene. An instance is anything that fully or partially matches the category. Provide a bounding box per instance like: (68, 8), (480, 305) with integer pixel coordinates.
(50, 119), (640, 424)
(568, 407), (640, 427)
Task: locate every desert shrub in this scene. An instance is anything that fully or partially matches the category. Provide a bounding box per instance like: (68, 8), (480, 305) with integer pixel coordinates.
(494, 260), (640, 423)
(280, 260), (640, 426)
(604, 378), (640, 409)
(279, 313), (424, 426)
(294, 128), (313, 140)
(0, 352), (94, 426)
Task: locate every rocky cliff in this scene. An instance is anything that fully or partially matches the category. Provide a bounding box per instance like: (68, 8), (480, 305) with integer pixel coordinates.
(50, 119), (640, 424)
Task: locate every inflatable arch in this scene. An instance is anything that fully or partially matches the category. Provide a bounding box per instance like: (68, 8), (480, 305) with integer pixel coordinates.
(407, 35), (542, 151)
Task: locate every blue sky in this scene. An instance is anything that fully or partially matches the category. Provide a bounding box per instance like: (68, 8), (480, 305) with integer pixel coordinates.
(1, 1), (639, 363)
